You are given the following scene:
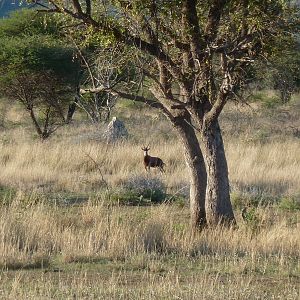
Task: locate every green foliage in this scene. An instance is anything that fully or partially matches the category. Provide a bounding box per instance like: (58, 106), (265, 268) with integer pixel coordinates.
(0, 10), (79, 85)
(0, 10), (80, 139)
(79, 25), (117, 48)
(241, 207), (262, 234)
(250, 46), (300, 103)
(0, 9), (59, 37)
(278, 196), (300, 210)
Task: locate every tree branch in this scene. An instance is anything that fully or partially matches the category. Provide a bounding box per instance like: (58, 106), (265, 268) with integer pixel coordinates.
(71, 0), (83, 15)
(38, 1), (189, 91)
(112, 90), (163, 110)
(203, 52), (232, 127)
(182, 0), (204, 59)
(85, 0), (91, 16)
(205, 0), (228, 43)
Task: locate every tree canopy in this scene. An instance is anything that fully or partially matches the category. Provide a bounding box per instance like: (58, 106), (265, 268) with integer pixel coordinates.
(0, 10), (79, 83)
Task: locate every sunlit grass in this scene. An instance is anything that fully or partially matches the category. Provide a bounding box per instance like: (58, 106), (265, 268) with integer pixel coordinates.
(0, 98), (299, 298)
(0, 198), (299, 299)
(0, 127), (299, 199)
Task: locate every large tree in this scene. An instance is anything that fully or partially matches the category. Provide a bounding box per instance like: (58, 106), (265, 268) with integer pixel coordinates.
(36, 0), (299, 228)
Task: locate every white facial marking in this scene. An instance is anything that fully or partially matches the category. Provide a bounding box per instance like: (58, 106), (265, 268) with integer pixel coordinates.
(144, 151), (147, 156)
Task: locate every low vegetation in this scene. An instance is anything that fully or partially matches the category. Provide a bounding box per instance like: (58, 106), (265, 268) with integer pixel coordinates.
(0, 96), (299, 298)
(0, 197), (299, 299)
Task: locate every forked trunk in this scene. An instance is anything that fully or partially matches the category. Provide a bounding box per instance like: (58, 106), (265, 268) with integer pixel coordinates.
(173, 115), (207, 228)
(201, 121), (235, 226)
(28, 108), (43, 138)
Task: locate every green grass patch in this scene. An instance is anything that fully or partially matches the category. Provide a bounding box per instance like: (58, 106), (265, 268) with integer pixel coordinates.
(278, 196), (300, 211)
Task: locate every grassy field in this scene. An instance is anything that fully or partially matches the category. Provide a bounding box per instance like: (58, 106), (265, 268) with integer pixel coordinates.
(0, 94), (299, 299)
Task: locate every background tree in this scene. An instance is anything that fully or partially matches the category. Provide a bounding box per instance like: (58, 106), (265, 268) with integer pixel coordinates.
(258, 42), (300, 103)
(74, 42), (140, 123)
(0, 10), (80, 139)
(36, 0), (299, 227)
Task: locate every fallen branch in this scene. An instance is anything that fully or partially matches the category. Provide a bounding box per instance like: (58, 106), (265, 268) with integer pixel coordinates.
(84, 152), (109, 190)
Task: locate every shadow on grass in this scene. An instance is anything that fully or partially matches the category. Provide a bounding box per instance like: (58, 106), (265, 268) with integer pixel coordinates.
(1, 257), (50, 271)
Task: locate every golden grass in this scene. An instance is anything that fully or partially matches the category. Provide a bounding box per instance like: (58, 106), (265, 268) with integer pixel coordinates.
(0, 122), (299, 198)
(227, 140), (300, 196)
(0, 197), (299, 268)
(0, 199), (299, 298)
(1, 270), (299, 299)
(0, 100), (299, 298)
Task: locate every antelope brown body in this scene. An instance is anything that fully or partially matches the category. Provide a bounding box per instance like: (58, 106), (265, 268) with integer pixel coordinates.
(142, 146), (165, 173)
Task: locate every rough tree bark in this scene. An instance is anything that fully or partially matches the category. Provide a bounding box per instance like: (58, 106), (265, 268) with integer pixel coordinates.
(201, 120), (235, 225)
(28, 108), (43, 138)
(66, 88), (79, 123)
(173, 112), (207, 228)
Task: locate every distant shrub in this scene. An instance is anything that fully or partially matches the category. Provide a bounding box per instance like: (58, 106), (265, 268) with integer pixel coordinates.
(231, 191), (274, 209)
(278, 196), (300, 211)
(121, 175), (166, 203)
(95, 176), (166, 206)
(241, 207), (262, 234)
(0, 185), (16, 205)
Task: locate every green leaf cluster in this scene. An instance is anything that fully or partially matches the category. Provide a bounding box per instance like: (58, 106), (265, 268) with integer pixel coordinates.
(0, 10), (80, 86)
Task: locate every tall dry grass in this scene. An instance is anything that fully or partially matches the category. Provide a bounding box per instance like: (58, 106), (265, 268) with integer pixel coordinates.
(1, 269), (298, 299)
(1, 198), (295, 262)
(0, 197), (299, 298)
(0, 99), (299, 298)
(0, 97), (299, 198)
(0, 123), (299, 198)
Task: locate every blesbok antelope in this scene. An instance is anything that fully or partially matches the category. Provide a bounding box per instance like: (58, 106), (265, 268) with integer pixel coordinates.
(142, 145), (165, 173)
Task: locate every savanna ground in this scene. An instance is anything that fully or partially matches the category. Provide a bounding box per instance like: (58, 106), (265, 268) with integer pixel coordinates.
(0, 91), (299, 299)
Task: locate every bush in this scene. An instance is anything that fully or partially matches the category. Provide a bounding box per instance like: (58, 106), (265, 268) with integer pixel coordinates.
(231, 191), (274, 209)
(278, 196), (300, 211)
(241, 207), (262, 234)
(121, 175), (166, 203)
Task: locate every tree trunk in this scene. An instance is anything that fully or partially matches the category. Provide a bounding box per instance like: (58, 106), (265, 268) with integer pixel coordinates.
(201, 120), (235, 226)
(66, 100), (77, 123)
(28, 108), (43, 139)
(66, 87), (80, 123)
(173, 114), (207, 228)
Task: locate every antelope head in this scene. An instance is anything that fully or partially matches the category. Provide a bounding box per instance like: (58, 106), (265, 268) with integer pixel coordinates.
(141, 145), (150, 156)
